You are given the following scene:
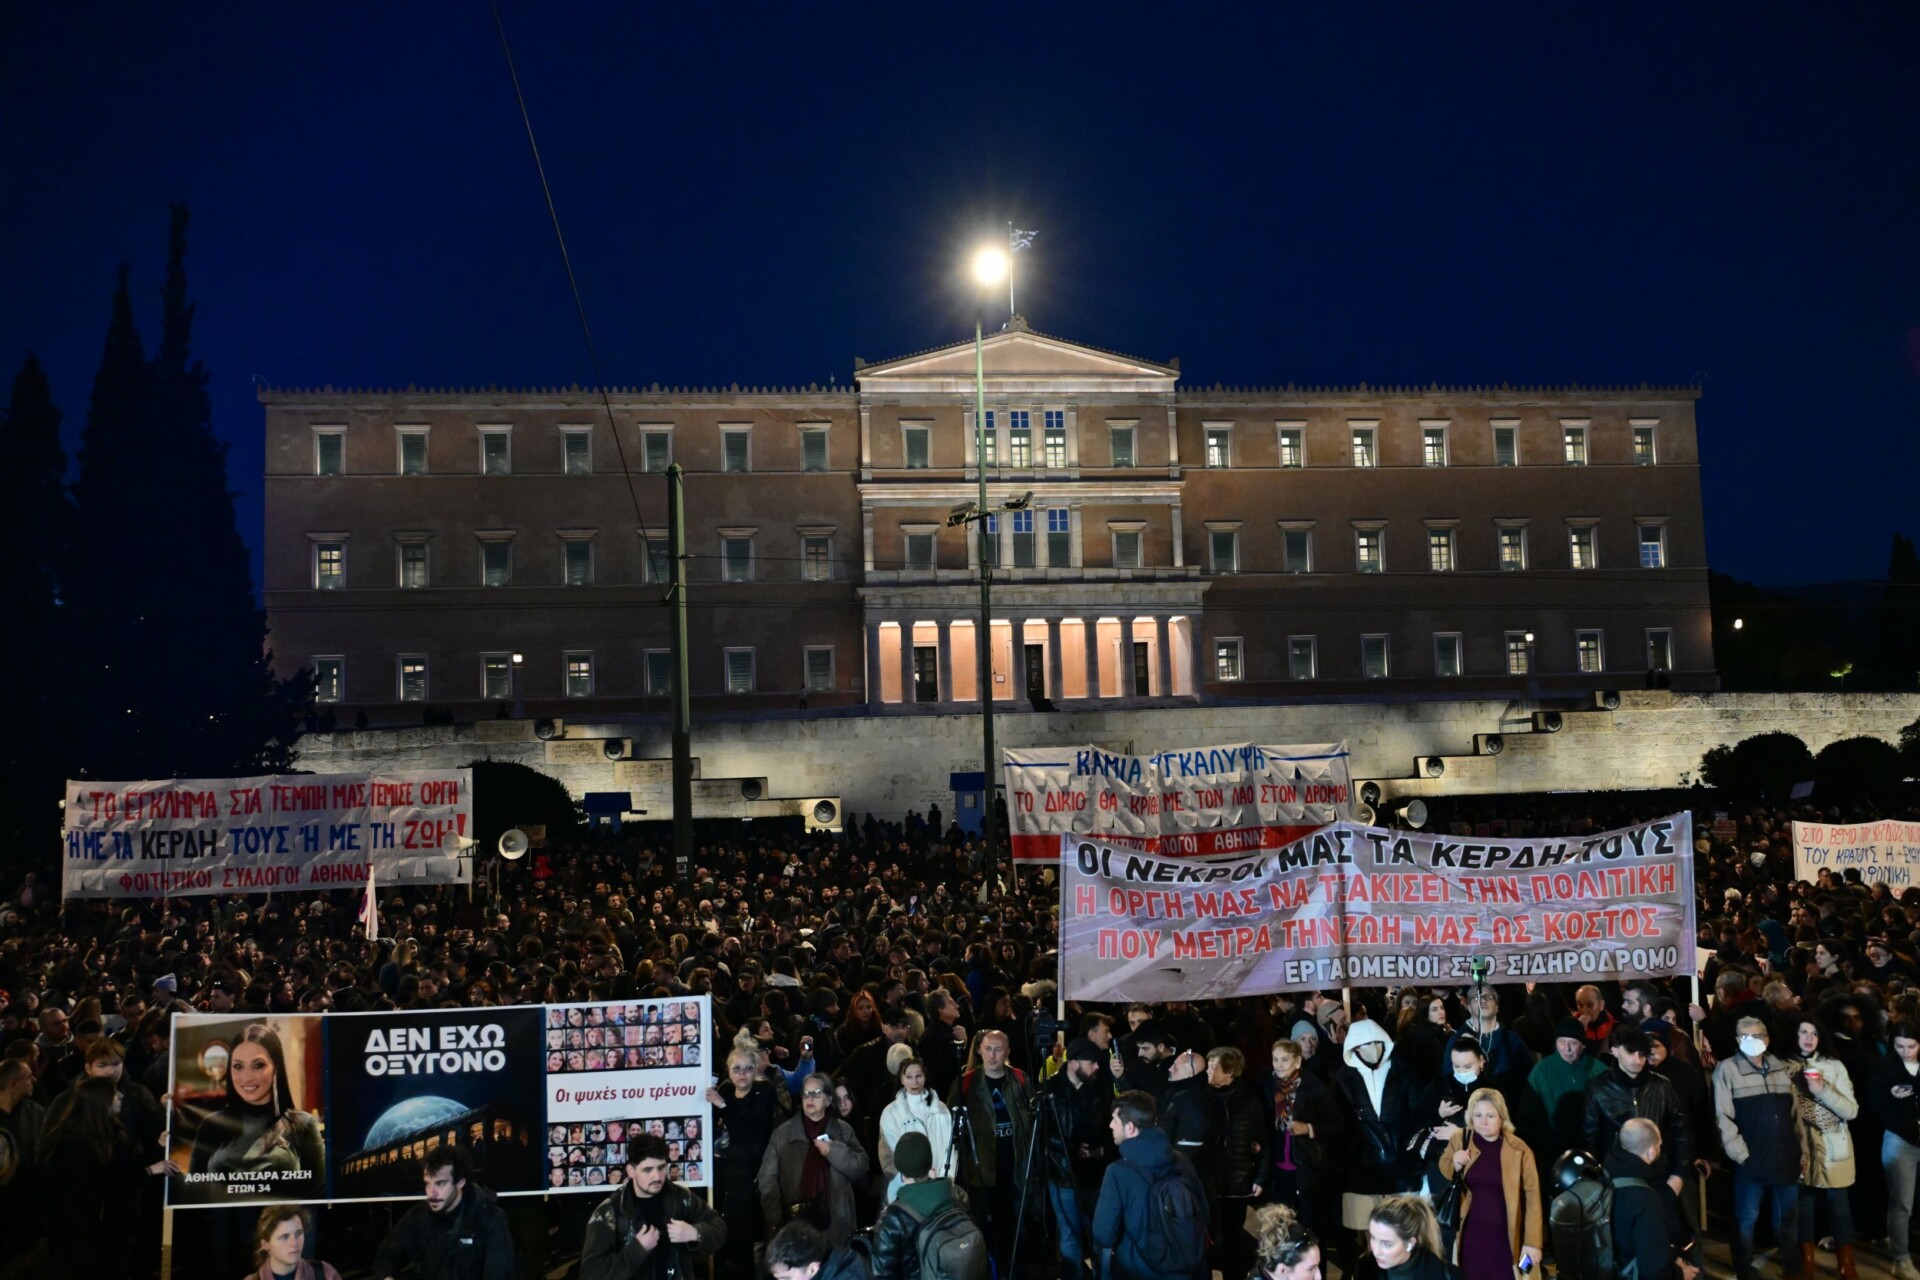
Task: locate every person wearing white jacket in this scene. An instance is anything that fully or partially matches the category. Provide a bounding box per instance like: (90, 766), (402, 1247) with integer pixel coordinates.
(877, 1058), (955, 1204)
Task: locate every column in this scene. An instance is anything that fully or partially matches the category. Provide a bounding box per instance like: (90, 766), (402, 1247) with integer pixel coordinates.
(865, 622), (883, 710)
(1171, 501), (1185, 568)
(1065, 404), (1080, 468)
(862, 506), (875, 573)
(1166, 405), (1180, 470)
(937, 620), (953, 704)
(1155, 616), (1172, 698)
(1070, 504), (1084, 568)
(899, 621), (916, 705)
(963, 407), (976, 468)
(859, 406), (872, 472)
(1190, 622), (1207, 696)
(998, 515), (1013, 569)
(1047, 618), (1065, 700)
(1082, 618), (1100, 699)
(1035, 503), (1050, 569)
(1120, 617), (1137, 697)
(1016, 617), (1034, 699)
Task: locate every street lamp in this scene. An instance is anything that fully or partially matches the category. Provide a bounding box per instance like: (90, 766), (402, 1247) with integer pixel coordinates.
(965, 246), (1009, 889)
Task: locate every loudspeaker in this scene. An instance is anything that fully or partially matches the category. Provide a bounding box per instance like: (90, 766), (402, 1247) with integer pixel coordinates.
(534, 718), (564, 741)
(498, 829), (530, 860)
(1359, 781), (1383, 808)
(603, 738), (629, 760)
(803, 799), (842, 833)
(1417, 756), (1447, 779)
(1531, 712), (1564, 734)
(1594, 690), (1621, 710)
(740, 779), (764, 801)
(1475, 733), (1505, 756)
(1352, 802), (1376, 825)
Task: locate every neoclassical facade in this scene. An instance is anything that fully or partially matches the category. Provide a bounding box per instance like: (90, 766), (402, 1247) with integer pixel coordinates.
(261, 320), (1712, 724)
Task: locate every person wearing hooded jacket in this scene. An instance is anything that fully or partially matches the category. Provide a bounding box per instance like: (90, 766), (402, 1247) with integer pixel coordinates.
(1334, 1019), (1419, 1244)
(1092, 1091), (1208, 1280)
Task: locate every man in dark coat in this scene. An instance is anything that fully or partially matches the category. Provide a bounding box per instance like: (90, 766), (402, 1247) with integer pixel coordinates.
(1585, 1025), (1694, 1190)
(948, 1029), (1032, 1274)
(1158, 1048), (1217, 1192)
(580, 1133), (726, 1280)
(1092, 1091), (1207, 1280)
(1039, 1038), (1116, 1278)
(1206, 1046), (1265, 1280)
(373, 1147), (516, 1280)
(1609, 1119), (1701, 1280)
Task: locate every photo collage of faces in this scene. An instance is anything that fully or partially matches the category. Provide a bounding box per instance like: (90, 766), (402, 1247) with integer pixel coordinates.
(543, 1115), (705, 1189)
(545, 1000), (705, 1075)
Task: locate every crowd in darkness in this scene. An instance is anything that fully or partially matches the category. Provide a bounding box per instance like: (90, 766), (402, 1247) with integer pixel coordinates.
(2, 790), (1920, 1280)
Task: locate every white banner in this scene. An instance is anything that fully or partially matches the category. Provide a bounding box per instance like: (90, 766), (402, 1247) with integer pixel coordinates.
(1793, 820), (1920, 887)
(62, 770), (473, 899)
(1003, 742), (1351, 860)
(542, 997), (713, 1191)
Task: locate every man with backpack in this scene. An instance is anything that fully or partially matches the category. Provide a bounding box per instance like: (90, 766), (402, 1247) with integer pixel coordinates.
(580, 1132), (727, 1280)
(1609, 1118), (1700, 1280)
(1092, 1091), (1209, 1280)
(871, 1131), (987, 1280)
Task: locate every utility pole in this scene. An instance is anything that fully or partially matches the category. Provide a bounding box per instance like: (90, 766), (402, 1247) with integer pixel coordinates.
(667, 463), (693, 892)
(974, 311), (999, 891)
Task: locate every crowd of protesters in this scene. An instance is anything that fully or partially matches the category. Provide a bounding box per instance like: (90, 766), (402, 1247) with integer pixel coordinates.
(2, 790), (1920, 1280)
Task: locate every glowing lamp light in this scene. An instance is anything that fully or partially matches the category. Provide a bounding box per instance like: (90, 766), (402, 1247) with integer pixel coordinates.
(971, 247), (1008, 287)
(1732, 618), (1744, 630)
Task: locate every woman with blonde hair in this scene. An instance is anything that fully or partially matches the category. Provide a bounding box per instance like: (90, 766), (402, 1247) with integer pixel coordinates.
(1250, 1202), (1323, 1280)
(1353, 1194), (1457, 1279)
(1431, 1088), (1542, 1278)
(247, 1205), (342, 1280)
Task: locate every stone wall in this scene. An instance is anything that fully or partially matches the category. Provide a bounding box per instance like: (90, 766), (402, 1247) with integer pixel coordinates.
(292, 691), (1920, 819)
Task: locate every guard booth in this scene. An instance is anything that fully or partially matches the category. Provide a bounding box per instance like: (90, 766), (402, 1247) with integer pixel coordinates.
(950, 771), (1006, 837)
(581, 791), (633, 835)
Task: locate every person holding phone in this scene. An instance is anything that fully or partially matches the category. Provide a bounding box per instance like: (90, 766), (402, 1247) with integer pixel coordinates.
(757, 1073), (869, 1247)
(1869, 1024), (1920, 1280)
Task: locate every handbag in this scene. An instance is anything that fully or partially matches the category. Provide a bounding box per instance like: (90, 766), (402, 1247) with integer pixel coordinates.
(1432, 1166), (1464, 1232)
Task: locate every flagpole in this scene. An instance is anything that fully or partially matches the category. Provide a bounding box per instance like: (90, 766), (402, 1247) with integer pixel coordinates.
(1006, 222), (1016, 317)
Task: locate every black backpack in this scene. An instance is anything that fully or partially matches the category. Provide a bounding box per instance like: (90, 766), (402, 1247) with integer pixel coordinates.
(898, 1200), (988, 1280)
(1548, 1173), (1646, 1280)
(1134, 1162), (1208, 1274)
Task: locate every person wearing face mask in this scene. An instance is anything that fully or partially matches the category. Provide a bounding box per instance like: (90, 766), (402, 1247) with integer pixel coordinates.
(1713, 1016), (1807, 1280)
(1415, 1039), (1504, 1163)
(1868, 1023), (1920, 1280)
(1260, 1038), (1342, 1245)
(1335, 1019), (1419, 1262)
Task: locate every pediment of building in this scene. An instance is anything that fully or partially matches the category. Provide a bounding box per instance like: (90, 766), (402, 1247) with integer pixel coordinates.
(856, 321), (1179, 397)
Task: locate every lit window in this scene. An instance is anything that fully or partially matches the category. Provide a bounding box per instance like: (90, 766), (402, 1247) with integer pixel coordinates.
(315, 542), (345, 590)
(1278, 428), (1303, 468)
(722, 536), (753, 582)
(482, 654), (513, 700)
(1493, 424), (1517, 467)
(802, 536), (831, 582)
(563, 539), (592, 586)
(1428, 530), (1454, 572)
(1046, 509), (1070, 566)
(1638, 524), (1666, 569)
(1210, 529), (1239, 575)
(1361, 635), (1389, 679)
(801, 427), (829, 472)
(1423, 427), (1448, 467)
(398, 430), (428, 476)
(398, 542), (429, 589)
(1563, 425), (1587, 466)
(1282, 529), (1311, 573)
(642, 432), (672, 473)
(1012, 510), (1035, 567)
(398, 656), (428, 702)
(1355, 530), (1383, 573)
(1568, 526), (1596, 570)
(905, 532), (935, 572)
(724, 648), (756, 694)
(1007, 411), (1031, 468)
(1206, 427), (1232, 468)
(643, 537), (671, 583)
(564, 653), (593, 698)
(1434, 634), (1462, 677)
(314, 657), (343, 703)
(1114, 531), (1142, 570)
(562, 429), (591, 475)
(1288, 637), (1316, 680)
(1214, 638), (1244, 682)
(481, 541), (511, 587)
(1350, 427), (1376, 468)
(644, 650), (671, 695)
(1110, 426), (1135, 467)
(1043, 411), (1067, 468)
(722, 430), (751, 473)
(903, 426), (930, 470)
(1498, 527), (1528, 571)
(804, 647), (834, 693)
(1577, 630), (1605, 673)
(315, 430), (344, 476)
(1647, 628), (1673, 672)
(1506, 632), (1533, 674)
(1633, 425), (1657, 465)
(480, 428), (511, 476)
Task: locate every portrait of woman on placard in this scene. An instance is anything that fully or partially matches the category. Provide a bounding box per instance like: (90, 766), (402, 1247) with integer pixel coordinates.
(185, 1023), (323, 1202)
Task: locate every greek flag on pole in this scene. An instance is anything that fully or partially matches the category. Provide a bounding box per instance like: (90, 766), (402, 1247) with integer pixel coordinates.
(1010, 227), (1037, 251)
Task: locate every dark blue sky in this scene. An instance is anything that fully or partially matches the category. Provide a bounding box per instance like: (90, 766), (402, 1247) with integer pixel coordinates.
(4, 5), (1916, 589)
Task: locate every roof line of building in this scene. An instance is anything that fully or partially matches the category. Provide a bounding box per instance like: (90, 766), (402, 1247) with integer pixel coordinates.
(855, 318), (1178, 374)
(257, 379), (1703, 401)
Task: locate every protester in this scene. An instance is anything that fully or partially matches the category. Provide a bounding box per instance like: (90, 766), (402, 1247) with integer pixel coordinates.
(1336, 1020), (1419, 1249)
(1522, 1018), (1604, 1179)
(707, 1044), (780, 1280)
(1207, 1045), (1267, 1280)
(763, 1220), (867, 1280)
(248, 1205), (344, 1280)
(1352, 1194), (1458, 1279)
(758, 1072), (870, 1247)
(372, 1147), (515, 1280)
(1037, 1037), (1115, 1277)
(1609, 1118), (1701, 1280)
(1714, 1015), (1807, 1280)
(1432, 1088), (1542, 1278)
(948, 1029), (1030, 1272)
(1260, 1036), (1340, 1243)
(1787, 1014), (1860, 1280)
(40, 1076), (171, 1279)
(1584, 1025), (1693, 1189)
(1250, 1202), (1325, 1280)
(580, 1132), (726, 1280)
(870, 1130), (982, 1280)
(878, 1056), (954, 1201)
(1867, 1023), (1920, 1280)
(1091, 1090), (1208, 1280)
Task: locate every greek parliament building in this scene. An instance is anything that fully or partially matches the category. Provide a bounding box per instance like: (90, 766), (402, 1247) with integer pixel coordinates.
(261, 319), (1712, 724)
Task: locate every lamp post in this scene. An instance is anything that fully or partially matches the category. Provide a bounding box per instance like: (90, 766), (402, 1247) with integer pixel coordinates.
(968, 247), (1008, 888)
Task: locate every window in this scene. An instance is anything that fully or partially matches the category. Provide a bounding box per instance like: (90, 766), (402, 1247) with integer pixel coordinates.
(1350, 427), (1376, 468)
(1576, 630), (1605, 673)
(1427, 529), (1455, 572)
(979, 411), (997, 467)
(644, 650), (671, 696)
(1110, 425), (1135, 467)
(398, 656), (428, 701)
(1633, 424), (1658, 465)
(1498, 526), (1528, 571)
(1206, 427), (1232, 468)
(1214, 638), (1244, 682)
(314, 657), (343, 703)
(802, 535), (831, 582)
(642, 431), (672, 473)
(981, 514), (999, 567)
(481, 654), (513, 700)
(1113, 530), (1142, 570)
(1012, 510), (1035, 567)
(804, 647), (834, 693)
(479, 427), (511, 476)
(1046, 508), (1070, 566)
(314, 429), (344, 476)
(1562, 424), (1588, 466)
(903, 425), (930, 470)
(1043, 410), (1066, 468)
(1493, 423), (1517, 467)
(562, 429), (592, 475)
(1638, 524), (1667, 568)
(1355, 529), (1383, 573)
(1568, 525), (1597, 570)
(724, 648), (756, 694)
(562, 539), (593, 586)
(1646, 628), (1673, 672)
(801, 427), (829, 472)
(1361, 635), (1390, 679)
(314, 542), (345, 590)
(398, 429), (428, 476)
(1434, 633), (1462, 677)
(481, 541), (511, 587)
(722, 535), (754, 582)
(1288, 637), (1317, 681)
(564, 653), (594, 698)
(643, 536), (671, 583)
(905, 531), (935, 572)
(1506, 632), (1533, 675)
(1281, 528), (1312, 573)
(722, 429), (751, 473)
(1007, 411), (1031, 468)
(1278, 427), (1304, 469)
(398, 541), (429, 589)
(913, 645), (939, 702)
(1209, 529), (1239, 575)
(1423, 426), (1448, 467)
